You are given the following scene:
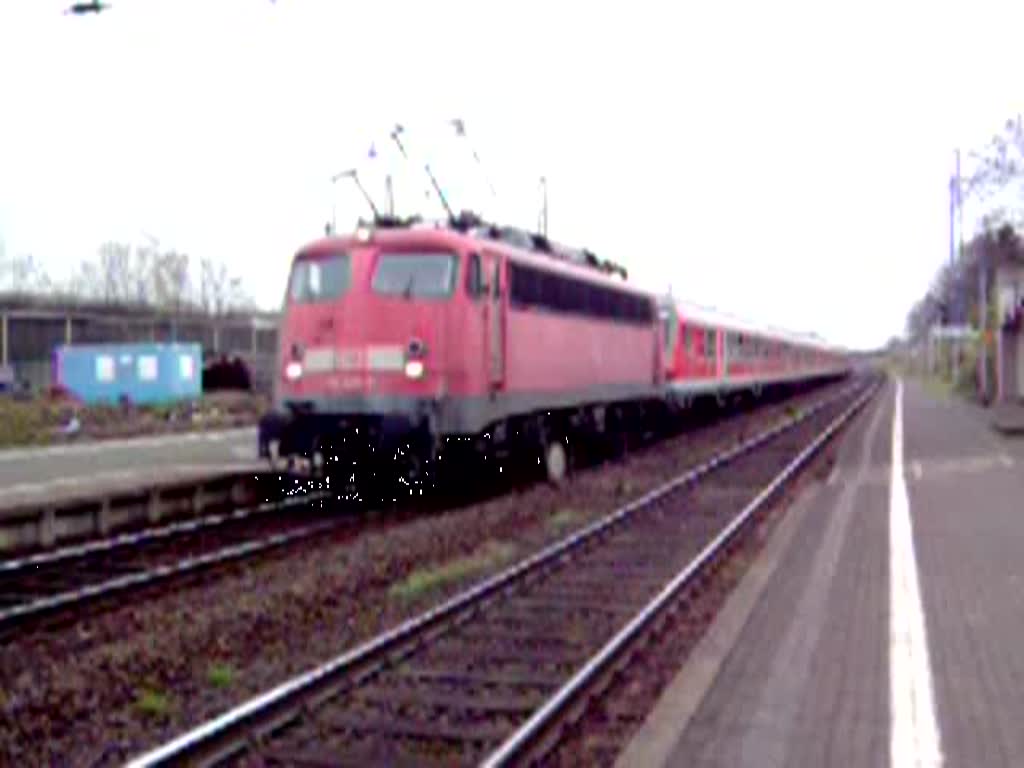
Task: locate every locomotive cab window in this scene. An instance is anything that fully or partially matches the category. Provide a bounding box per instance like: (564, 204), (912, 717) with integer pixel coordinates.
(373, 252), (457, 299)
(289, 254), (351, 303)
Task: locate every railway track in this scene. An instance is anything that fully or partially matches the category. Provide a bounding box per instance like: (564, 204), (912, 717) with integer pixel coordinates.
(0, 486), (332, 633)
(125, 373), (881, 768)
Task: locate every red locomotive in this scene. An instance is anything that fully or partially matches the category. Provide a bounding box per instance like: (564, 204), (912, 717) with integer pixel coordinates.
(259, 214), (849, 495)
(259, 214), (666, 493)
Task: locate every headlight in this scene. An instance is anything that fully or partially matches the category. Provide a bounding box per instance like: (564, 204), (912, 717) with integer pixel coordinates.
(404, 359), (425, 379)
(285, 361), (303, 381)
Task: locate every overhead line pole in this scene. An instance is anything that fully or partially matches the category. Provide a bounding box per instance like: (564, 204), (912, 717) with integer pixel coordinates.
(539, 176), (548, 237)
(952, 148), (961, 385)
(951, 145), (991, 402)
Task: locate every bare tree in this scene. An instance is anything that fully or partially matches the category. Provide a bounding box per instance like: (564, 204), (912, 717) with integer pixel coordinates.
(131, 243), (153, 304)
(69, 260), (104, 300)
(2, 252), (51, 294)
(199, 255), (232, 315)
(97, 241), (132, 303)
(18, 237), (254, 317)
(904, 115), (1024, 341)
(152, 250), (190, 311)
(968, 116), (1024, 202)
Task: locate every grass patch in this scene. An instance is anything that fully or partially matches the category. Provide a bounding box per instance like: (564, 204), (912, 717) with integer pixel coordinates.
(207, 663), (236, 689)
(135, 688), (172, 718)
(389, 541), (518, 601)
(0, 398), (60, 448)
(548, 508), (579, 531)
(0, 390), (270, 450)
(614, 478), (636, 497)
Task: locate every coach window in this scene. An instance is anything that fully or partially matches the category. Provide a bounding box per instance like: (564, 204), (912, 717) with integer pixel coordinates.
(641, 297), (654, 323)
(612, 292), (627, 321)
(705, 330), (716, 360)
(570, 278), (584, 313)
(540, 272), (561, 311)
(599, 287), (611, 319)
(509, 264), (537, 307)
(622, 295), (633, 322)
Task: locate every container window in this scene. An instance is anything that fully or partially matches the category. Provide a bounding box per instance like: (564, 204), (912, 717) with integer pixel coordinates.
(179, 355), (195, 380)
(373, 252), (457, 299)
(290, 254), (351, 303)
(138, 355), (158, 381)
(96, 355), (115, 382)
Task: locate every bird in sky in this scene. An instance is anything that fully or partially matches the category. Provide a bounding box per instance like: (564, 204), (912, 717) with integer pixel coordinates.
(64, 1), (112, 16)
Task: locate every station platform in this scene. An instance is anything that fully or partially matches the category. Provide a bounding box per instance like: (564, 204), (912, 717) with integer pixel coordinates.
(0, 426), (258, 497)
(617, 375), (1024, 767)
(990, 401), (1024, 435)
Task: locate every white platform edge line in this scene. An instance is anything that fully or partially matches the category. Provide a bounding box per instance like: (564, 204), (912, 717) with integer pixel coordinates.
(890, 378), (943, 768)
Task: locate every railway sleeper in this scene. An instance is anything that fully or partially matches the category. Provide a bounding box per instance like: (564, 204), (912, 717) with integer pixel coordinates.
(260, 746), (452, 768)
(355, 687), (548, 716)
(320, 711), (513, 744)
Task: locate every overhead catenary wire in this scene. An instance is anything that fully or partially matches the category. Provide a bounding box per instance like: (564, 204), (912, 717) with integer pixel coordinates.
(390, 124), (455, 221)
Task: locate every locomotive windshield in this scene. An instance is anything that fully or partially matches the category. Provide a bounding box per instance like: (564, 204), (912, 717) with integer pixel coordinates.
(372, 252), (457, 299)
(289, 255), (351, 303)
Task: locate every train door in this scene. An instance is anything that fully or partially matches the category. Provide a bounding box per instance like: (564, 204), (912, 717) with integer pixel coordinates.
(702, 327), (715, 379)
(484, 252), (505, 388)
(718, 330), (727, 381)
(660, 303), (678, 381)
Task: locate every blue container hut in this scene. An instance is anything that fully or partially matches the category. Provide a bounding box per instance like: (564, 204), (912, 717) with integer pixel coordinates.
(53, 343), (202, 405)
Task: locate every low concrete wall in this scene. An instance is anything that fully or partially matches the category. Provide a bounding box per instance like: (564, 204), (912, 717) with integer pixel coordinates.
(0, 470), (284, 554)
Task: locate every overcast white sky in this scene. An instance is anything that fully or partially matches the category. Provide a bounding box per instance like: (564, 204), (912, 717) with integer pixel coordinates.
(1, 0), (1022, 351)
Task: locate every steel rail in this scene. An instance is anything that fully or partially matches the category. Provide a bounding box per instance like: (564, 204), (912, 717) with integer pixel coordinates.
(0, 520), (344, 628)
(0, 490), (326, 575)
(480, 377), (879, 766)
(124, 376), (874, 768)
(0, 491), (335, 630)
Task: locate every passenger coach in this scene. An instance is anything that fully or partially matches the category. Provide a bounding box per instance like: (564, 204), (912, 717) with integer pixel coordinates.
(659, 299), (849, 406)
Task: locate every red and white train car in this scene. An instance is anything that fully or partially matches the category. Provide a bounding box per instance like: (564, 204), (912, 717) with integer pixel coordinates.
(659, 299), (848, 404)
(259, 217), (664, 488)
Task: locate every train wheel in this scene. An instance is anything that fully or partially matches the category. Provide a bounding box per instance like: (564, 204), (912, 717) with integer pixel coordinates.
(605, 407), (630, 463)
(309, 437), (328, 480)
(543, 438), (568, 485)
